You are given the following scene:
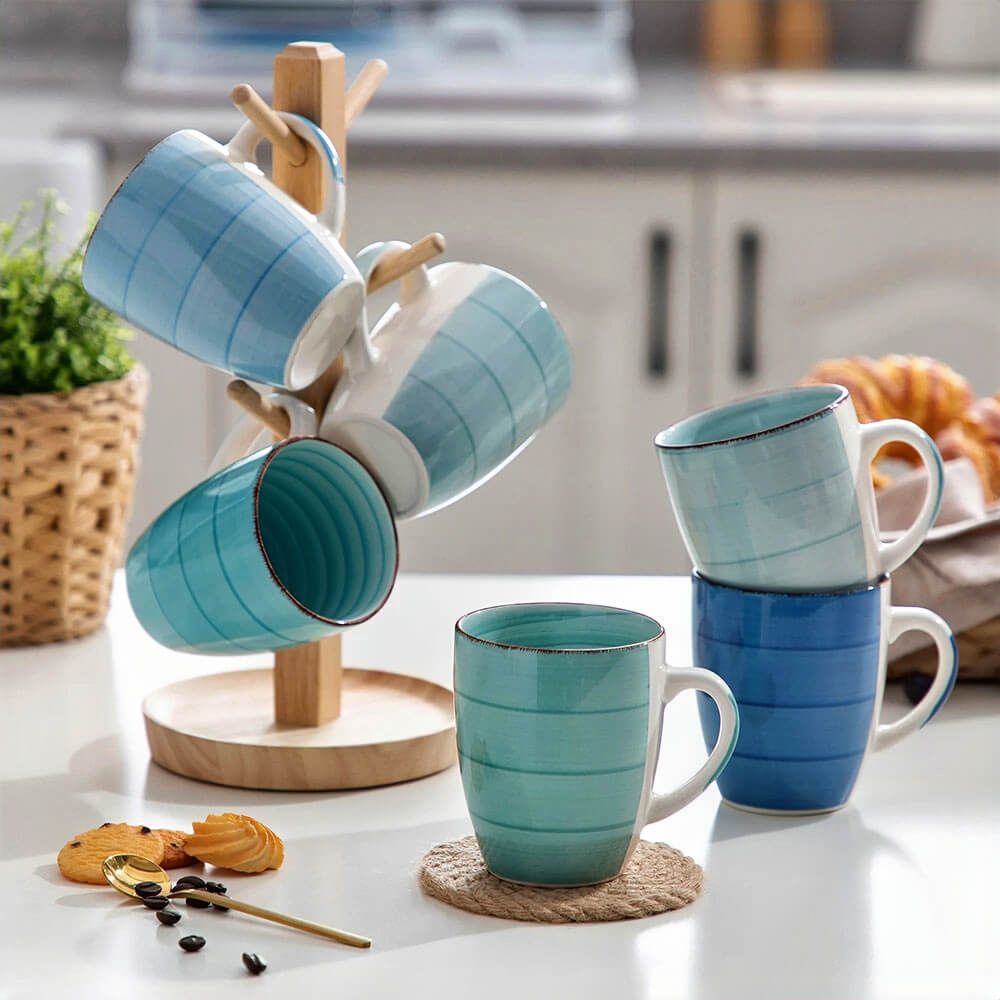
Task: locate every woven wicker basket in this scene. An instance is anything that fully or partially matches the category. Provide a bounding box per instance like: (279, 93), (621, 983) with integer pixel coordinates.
(1, 365), (147, 646)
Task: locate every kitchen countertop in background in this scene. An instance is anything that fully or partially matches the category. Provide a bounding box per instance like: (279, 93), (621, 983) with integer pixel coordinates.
(2, 54), (999, 170)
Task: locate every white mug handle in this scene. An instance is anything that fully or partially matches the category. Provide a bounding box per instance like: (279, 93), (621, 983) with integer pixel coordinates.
(873, 606), (957, 752)
(207, 394), (318, 475)
(645, 666), (739, 825)
(860, 419), (944, 575)
(224, 112), (347, 240)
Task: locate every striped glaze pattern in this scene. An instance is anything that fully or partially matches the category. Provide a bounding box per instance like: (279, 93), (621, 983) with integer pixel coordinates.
(380, 266), (572, 513)
(455, 604), (654, 886)
(126, 438), (397, 654)
(657, 386), (874, 592)
(82, 123), (358, 389)
(691, 573), (957, 814)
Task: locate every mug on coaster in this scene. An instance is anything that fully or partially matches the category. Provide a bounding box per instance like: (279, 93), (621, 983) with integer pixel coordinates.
(454, 602), (739, 887)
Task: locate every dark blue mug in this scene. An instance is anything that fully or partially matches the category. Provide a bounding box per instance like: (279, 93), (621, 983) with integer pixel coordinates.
(693, 573), (956, 815)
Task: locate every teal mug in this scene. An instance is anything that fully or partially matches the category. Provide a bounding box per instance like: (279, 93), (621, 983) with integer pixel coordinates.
(127, 438), (398, 654)
(454, 603), (739, 887)
(655, 384), (944, 592)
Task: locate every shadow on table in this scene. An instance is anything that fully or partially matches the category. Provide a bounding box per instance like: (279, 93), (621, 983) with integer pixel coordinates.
(690, 803), (914, 1000)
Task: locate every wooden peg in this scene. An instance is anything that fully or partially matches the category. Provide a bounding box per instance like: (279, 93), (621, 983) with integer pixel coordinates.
(231, 84), (308, 166)
(367, 233), (446, 295)
(225, 232), (448, 437)
(226, 380), (292, 438)
(345, 59), (388, 127)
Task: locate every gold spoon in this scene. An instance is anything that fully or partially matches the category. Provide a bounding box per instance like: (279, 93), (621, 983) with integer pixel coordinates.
(102, 854), (371, 949)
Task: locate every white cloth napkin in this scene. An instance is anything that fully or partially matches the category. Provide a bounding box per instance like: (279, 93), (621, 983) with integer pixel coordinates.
(877, 457), (1000, 659)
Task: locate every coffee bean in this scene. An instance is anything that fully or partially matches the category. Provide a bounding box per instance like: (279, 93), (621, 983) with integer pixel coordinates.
(205, 881), (227, 894)
(242, 953), (267, 975)
(156, 909), (182, 926)
(135, 881), (163, 898)
(173, 875), (206, 891)
(178, 935), (205, 953)
(142, 895), (170, 911)
(904, 671), (934, 705)
(185, 897), (212, 909)
(140, 826), (151, 834)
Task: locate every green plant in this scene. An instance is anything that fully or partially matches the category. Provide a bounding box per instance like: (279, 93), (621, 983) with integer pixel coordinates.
(0, 191), (133, 395)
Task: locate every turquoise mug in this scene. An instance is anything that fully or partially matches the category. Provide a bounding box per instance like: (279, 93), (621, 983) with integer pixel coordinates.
(83, 115), (365, 390)
(454, 603), (739, 887)
(127, 438), (398, 654)
(655, 384), (944, 592)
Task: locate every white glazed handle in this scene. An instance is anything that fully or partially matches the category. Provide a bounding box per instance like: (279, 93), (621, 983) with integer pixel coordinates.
(860, 419), (944, 575)
(645, 666), (739, 825)
(873, 606), (957, 752)
(207, 394), (318, 475)
(224, 112), (346, 240)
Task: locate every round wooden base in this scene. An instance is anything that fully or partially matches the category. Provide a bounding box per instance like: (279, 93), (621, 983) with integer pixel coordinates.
(143, 667), (456, 791)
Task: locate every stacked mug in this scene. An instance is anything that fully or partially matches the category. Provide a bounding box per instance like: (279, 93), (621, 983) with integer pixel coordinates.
(82, 115), (572, 655)
(655, 384), (958, 815)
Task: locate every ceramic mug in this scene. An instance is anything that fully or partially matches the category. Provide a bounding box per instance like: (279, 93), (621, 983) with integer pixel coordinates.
(655, 384), (944, 592)
(320, 241), (573, 517)
(454, 602), (739, 886)
(127, 437), (398, 654)
(83, 115), (365, 390)
(693, 572), (957, 815)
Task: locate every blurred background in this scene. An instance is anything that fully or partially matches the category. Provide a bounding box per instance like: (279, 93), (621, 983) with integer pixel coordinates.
(2, 0), (998, 576)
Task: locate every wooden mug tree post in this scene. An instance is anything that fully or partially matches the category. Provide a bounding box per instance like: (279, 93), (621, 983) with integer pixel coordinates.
(142, 44), (457, 791)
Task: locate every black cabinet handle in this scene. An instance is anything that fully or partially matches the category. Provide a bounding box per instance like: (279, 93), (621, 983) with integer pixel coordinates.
(646, 228), (671, 377)
(735, 229), (760, 378)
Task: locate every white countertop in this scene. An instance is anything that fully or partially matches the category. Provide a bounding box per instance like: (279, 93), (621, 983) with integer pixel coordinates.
(2, 572), (998, 999)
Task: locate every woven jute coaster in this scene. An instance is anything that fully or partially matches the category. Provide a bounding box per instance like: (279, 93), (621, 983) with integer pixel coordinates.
(419, 836), (703, 923)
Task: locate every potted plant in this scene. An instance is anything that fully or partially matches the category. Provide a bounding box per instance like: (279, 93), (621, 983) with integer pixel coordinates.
(1, 192), (147, 645)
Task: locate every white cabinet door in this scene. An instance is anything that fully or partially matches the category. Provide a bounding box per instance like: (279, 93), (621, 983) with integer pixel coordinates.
(706, 172), (1000, 405)
(347, 167), (697, 574)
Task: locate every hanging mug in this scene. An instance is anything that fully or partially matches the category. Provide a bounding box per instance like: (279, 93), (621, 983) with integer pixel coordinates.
(212, 241), (573, 519)
(83, 114), (365, 390)
(319, 241), (573, 517)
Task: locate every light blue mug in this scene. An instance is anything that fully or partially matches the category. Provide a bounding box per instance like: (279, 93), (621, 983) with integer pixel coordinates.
(126, 438), (398, 654)
(319, 243), (573, 517)
(454, 603), (739, 886)
(693, 573), (956, 814)
(83, 115), (365, 390)
(655, 384), (944, 592)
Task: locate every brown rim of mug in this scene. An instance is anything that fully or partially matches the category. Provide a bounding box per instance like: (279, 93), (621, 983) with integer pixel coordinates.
(252, 436), (399, 627)
(82, 129), (187, 262)
(654, 383), (849, 452)
(455, 602), (665, 655)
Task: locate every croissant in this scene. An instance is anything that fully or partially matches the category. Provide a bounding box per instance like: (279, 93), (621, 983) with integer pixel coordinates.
(801, 355), (999, 504)
(936, 397), (1000, 504)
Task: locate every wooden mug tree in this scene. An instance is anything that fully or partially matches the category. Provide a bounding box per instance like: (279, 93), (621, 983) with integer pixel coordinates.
(142, 43), (456, 792)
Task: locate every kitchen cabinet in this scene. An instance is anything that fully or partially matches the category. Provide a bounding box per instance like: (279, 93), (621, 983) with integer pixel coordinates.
(346, 167), (697, 575)
(704, 171), (1000, 405)
(117, 156), (1000, 575)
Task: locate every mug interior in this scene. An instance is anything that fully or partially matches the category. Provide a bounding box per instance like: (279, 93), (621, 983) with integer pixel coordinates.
(255, 439), (397, 624)
(655, 384), (846, 450)
(458, 602), (662, 651)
